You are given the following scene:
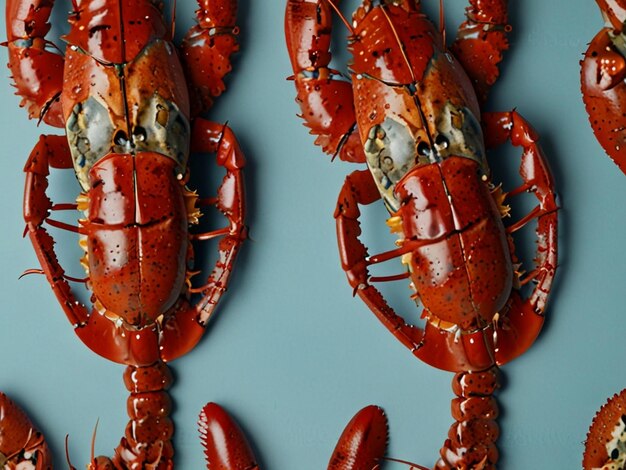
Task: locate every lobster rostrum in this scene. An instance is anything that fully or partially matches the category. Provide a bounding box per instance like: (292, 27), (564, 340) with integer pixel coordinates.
(5, 0), (250, 467)
(285, 0), (558, 468)
(581, 0), (626, 175)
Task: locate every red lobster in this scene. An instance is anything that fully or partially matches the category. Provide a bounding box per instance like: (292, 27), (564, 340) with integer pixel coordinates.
(581, 0), (626, 175)
(285, 0), (558, 468)
(5, 0), (249, 467)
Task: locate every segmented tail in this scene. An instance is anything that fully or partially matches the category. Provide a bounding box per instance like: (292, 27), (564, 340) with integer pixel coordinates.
(435, 366), (500, 470)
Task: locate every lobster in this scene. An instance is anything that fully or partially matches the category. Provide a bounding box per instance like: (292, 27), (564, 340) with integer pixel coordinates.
(0, 392), (52, 469)
(5, 0), (250, 467)
(583, 389), (626, 470)
(581, 0), (626, 175)
(285, 0), (558, 468)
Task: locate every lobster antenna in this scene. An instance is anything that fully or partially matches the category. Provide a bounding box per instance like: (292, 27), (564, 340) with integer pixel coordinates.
(325, 0), (355, 35)
(64, 434), (77, 470)
(90, 419), (99, 467)
(439, 0), (446, 47)
(169, 0), (177, 41)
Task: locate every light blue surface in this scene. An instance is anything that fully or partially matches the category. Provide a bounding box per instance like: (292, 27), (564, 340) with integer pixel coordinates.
(0, 1), (622, 469)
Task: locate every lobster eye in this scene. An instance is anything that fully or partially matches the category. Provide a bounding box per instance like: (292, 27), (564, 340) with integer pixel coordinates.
(417, 141), (431, 156)
(133, 126), (147, 142)
(435, 134), (449, 150)
(114, 130), (129, 146)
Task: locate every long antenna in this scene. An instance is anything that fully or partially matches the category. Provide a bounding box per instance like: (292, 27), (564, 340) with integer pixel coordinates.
(169, 0), (177, 41)
(325, 0), (355, 35)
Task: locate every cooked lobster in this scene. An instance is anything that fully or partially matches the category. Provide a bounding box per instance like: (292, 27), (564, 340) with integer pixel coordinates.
(286, 0), (558, 467)
(5, 0), (248, 467)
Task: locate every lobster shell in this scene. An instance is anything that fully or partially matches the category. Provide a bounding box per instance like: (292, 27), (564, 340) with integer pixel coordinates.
(584, 389), (626, 469)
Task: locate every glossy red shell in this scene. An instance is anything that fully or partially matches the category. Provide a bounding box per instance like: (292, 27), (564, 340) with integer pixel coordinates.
(584, 389), (626, 469)
(198, 403), (258, 470)
(595, 0), (626, 29)
(57, 0), (193, 327)
(328, 406), (388, 470)
(86, 154), (187, 326)
(581, 28), (626, 174)
(64, 0), (168, 65)
(350, 5), (480, 145)
(396, 158), (511, 330)
(61, 34), (190, 133)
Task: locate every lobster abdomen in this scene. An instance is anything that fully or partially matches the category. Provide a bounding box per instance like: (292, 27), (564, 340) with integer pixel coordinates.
(436, 366), (500, 469)
(395, 158), (512, 330)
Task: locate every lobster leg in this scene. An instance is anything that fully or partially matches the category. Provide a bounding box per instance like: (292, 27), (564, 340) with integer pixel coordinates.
(285, 0), (365, 163)
(336, 169), (505, 372)
(160, 119), (246, 362)
(23, 135), (90, 327)
(179, 0), (240, 116)
(5, 0), (65, 127)
(327, 405), (388, 470)
(450, 0), (510, 105)
(23, 135), (164, 366)
(198, 403), (259, 470)
(23, 124), (247, 366)
(335, 169), (424, 352)
(0, 392), (52, 470)
(482, 111), (558, 365)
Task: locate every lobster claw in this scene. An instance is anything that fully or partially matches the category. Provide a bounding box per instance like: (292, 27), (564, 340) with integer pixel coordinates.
(198, 403), (259, 470)
(581, 26), (626, 174)
(595, 0), (626, 30)
(583, 388), (626, 469)
(328, 406), (388, 470)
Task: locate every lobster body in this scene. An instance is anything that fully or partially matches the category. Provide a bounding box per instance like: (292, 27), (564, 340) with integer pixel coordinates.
(7, 0), (250, 467)
(62, 0), (192, 326)
(287, 0), (558, 467)
(348, 5), (513, 334)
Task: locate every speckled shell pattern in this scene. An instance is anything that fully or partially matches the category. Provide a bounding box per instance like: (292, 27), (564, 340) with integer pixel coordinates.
(435, 367), (500, 469)
(349, 5), (481, 147)
(584, 389), (626, 469)
(61, 0), (191, 327)
(0, 392), (52, 470)
(349, 4), (512, 333)
(581, 0), (626, 174)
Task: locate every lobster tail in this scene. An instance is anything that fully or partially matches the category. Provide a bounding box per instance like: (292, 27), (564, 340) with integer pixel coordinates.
(435, 366), (500, 470)
(100, 362), (174, 469)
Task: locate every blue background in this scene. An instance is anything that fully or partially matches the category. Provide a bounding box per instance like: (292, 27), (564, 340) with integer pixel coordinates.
(0, 1), (622, 469)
